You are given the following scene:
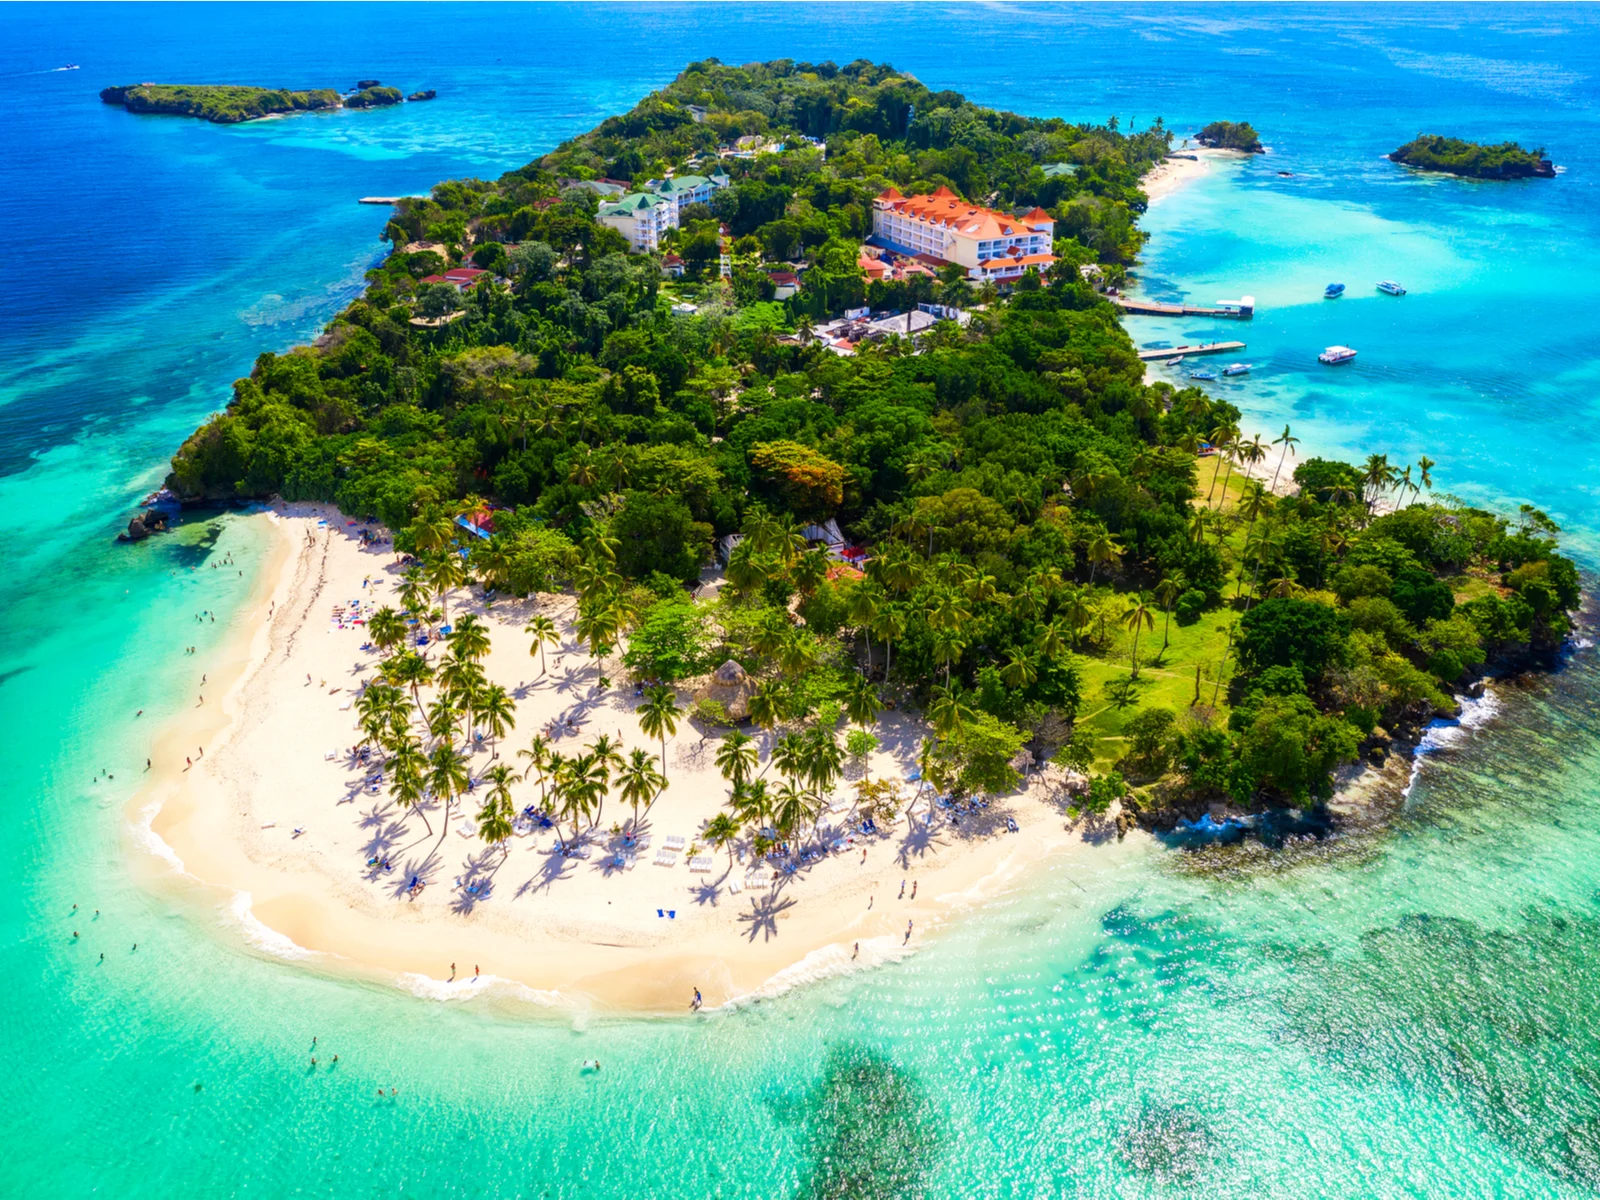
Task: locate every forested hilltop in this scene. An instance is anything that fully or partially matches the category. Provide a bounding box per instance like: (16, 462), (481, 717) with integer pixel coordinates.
(168, 58), (1578, 822)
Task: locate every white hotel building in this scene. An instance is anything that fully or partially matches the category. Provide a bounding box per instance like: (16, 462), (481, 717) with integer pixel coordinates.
(597, 173), (731, 253)
(871, 186), (1056, 282)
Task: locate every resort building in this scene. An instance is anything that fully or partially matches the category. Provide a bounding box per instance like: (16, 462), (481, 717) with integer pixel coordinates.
(871, 186), (1055, 282)
(597, 193), (673, 252)
(597, 173), (731, 253)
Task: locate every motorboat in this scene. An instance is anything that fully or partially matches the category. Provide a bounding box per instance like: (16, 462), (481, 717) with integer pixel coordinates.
(1222, 363), (1252, 376)
(1324, 282), (1345, 298)
(1167, 355), (1185, 367)
(1189, 369), (1217, 381)
(1318, 345), (1358, 364)
(1377, 280), (1406, 296)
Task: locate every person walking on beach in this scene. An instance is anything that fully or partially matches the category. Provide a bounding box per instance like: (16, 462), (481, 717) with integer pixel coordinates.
(905, 920), (913, 943)
(692, 987), (702, 1011)
(911, 880), (917, 900)
(898, 879), (905, 899)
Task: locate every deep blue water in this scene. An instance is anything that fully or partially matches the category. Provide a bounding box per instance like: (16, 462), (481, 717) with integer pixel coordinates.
(3, 5), (1600, 1195)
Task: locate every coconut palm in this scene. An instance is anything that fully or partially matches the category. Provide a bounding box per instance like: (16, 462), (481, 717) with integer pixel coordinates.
(426, 743), (471, 842)
(928, 590), (972, 633)
(517, 735), (551, 809)
(617, 747), (666, 827)
(410, 513), (456, 557)
(476, 683), (515, 758)
(388, 737), (431, 834)
(436, 652), (485, 699)
(747, 682), (782, 753)
(427, 693), (462, 747)
(790, 549), (830, 596)
(728, 779), (771, 834)
(368, 607), (408, 657)
(703, 812), (741, 867)
(1268, 424), (1300, 492)
(1000, 648), (1038, 690)
(932, 628), (967, 687)
(1204, 426), (1238, 506)
(771, 732), (808, 785)
(803, 726), (844, 801)
(1121, 596), (1155, 680)
(845, 676), (882, 731)
(477, 763), (520, 851)
(587, 733), (624, 827)
(846, 583), (882, 674)
(1062, 589), (1094, 648)
(777, 631), (819, 678)
(1036, 618), (1070, 662)
(448, 612), (492, 662)
(772, 781), (818, 841)
(524, 614), (560, 677)
(1362, 453), (1397, 514)
(1152, 574), (1186, 654)
(927, 684), (974, 742)
(425, 552), (468, 624)
(397, 570), (431, 620)
(714, 730), (758, 789)
(1416, 455), (1436, 502)
(871, 606), (907, 680)
(638, 685), (682, 777)
(574, 602), (621, 661)
(1086, 531), (1123, 585)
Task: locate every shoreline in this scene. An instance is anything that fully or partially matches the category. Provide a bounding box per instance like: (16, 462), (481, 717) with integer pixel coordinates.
(133, 503), (1141, 1015)
(1140, 145), (1247, 205)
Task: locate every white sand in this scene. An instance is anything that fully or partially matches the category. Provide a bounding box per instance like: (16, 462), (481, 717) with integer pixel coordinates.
(137, 502), (1135, 1012)
(1141, 146), (1254, 205)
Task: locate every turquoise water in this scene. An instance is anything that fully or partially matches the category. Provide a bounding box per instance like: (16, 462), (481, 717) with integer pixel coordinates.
(4, 5), (1600, 1194)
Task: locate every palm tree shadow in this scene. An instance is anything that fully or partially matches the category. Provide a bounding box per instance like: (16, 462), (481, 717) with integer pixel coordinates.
(895, 822), (941, 868)
(737, 889), (797, 943)
(516, 843), (577, 896)
(392, 848), (443, 900)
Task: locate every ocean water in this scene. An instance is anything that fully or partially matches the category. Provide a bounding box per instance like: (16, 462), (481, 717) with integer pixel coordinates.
(3, 5), (1600, 1195)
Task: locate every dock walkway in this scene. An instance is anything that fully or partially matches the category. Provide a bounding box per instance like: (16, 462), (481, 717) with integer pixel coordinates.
(1137, 341), (1245, 362)
(1115, 296), (1254, 319)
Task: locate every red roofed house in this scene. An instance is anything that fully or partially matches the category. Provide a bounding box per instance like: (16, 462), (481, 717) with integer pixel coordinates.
(872, 186), (1055, 281)
(858, 254), (888, 282)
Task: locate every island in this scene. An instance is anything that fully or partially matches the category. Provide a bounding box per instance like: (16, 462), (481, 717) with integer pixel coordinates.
(408, 89), (438, 102)
(1388, 134), (1555, 179)
(150, 58), (1578, 1006)
(101, 81), (421, 124)
(1195, 120), (1264, 153)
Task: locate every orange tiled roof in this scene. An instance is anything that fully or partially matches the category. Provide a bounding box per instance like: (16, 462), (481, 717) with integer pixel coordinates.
(1021, 206), (1054, 223)
(876, 188), (1049, 242)
(979, 252), (1057, 271)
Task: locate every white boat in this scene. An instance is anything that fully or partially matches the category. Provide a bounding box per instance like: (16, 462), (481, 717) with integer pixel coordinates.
(1222, 362), (1252, 376)
(1377, 280), (1406, 296)
(1168, 355), (1185, 367)
(1318, 345), (1358, 364)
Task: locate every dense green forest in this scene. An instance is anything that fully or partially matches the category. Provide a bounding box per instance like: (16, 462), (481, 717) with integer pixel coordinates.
(1389, 134), (1555, 179)
(167, 59), (1578, 820)
(100, 82), (407, 123)
(1195, 121), (1263, 153)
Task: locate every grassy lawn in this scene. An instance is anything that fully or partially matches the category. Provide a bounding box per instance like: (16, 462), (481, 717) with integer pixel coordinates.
(1071, 605), (1238, 771)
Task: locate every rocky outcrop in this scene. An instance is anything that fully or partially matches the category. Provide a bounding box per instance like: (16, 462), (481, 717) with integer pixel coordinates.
(407, 89), (438, 102)
(356, 79), (382, 90)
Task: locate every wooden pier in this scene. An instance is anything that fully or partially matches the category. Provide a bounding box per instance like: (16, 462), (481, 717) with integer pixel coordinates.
(1115, 296), (1254, 319)
(1137, 341), (1245, 362)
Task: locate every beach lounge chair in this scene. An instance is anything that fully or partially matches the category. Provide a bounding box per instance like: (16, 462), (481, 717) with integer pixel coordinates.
(727, 878), (743, 894)
(653, 849), (676, 867)
(688, 855), (713, 873)
(663, 835), (687, 852)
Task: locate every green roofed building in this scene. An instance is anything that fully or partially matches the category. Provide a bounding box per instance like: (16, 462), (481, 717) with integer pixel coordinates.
(599, 172), (731, 252)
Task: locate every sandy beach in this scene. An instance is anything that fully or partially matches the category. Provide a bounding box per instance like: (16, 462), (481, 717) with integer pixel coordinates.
(1141, 145), (1253, 205)
(135, 503), (1134, 1013)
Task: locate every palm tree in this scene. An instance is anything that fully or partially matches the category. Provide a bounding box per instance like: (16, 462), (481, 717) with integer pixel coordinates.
(410, 513), (456, 557)
(574, 602), (621, 661)
(638, 685), (682, 777)
(554, 753), (600, 843)
(1121, 596), (1155, 680)
(425, 552), (468, 624)
(448, 612), (492, 662)
(790, 549), (830, 596)
(427, 743), (471, 843)
(368, 607), (407, 657)
(618, 747), (665, 828)
(703, 812), (741, 867)
(477, 763), (520, 853)
(1416, 455), (1436, 503)
(1000, 648), (1038, 690)
(927, 684), (974, 742)
(476, 683), (515, 758)
(777, 631), (819, 678)
(388, 652), (435, 722)
(714, 730), (758, 789)
(802, 726), (843, 800)
(588, 733), (624, 828)
(771, 732), (808, 785)
(524, 614), (560, 677)
(728, 779), (771, 835)
(846, 583), (882, 674)
(1204, 426), (1238, 506)
(388, 737), (431, 834)
(427, 693), (462, 747)
(845, 676), (882, 731)
(1153, 574), (1186, 653)
(872, 606), (907, 680)
(1062, 589), (1093, 648)
(1086, 531), (1124, 585)
(1362, 453), (1397, 515)
(747, 682), (782, 755)
(932, 628), (967, 687)
(772, 780), (817, 842)
(1036, 618), (1070, 662)
(517, 735), (551, 809)
(1268, 424), (1300, 492)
